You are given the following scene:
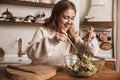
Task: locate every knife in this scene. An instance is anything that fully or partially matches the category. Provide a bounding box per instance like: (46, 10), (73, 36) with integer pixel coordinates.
(7, 65), (37, 74)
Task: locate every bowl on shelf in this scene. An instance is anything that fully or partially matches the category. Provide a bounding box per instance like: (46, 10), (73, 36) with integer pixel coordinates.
(64, 54), (105, 77)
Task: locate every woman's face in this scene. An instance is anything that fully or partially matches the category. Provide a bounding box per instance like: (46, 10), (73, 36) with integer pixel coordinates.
(58, 8), (76, 32)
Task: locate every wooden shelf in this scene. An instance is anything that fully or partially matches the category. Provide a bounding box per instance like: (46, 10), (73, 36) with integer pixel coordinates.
(81, 21), (114, 28)
(0, 21), (42, 27)
(0, 0), (55, 8)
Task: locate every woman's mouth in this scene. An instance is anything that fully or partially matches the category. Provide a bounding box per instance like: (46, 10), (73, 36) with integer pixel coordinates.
(64, 24), (71, 30)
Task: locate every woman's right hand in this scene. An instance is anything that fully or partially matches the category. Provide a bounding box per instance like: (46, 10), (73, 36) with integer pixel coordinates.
(54, 29), (68, 42)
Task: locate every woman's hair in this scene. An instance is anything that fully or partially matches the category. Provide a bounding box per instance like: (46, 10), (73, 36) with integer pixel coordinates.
(43, 0), (76, 30)
(43, 0), (77, 52)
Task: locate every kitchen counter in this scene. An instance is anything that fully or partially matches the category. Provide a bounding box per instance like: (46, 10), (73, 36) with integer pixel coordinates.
(0, 65), (120, 80)
(48, 67), (120, 80)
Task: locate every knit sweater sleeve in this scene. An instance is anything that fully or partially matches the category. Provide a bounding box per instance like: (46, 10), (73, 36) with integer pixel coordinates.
(26, 28), (58, 63)
(75, 36), (99, 56)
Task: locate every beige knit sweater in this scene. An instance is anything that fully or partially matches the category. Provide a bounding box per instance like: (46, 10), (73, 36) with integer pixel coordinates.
(26, 27), (99, 66)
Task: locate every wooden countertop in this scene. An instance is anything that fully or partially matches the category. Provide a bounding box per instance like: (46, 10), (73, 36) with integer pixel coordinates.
(48, 67), (120, 80)
(0, 66), (120, 80)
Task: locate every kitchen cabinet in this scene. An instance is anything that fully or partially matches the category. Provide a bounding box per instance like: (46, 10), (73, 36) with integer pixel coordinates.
(80, 21), (115, 59)
(0, 0), (55, 27)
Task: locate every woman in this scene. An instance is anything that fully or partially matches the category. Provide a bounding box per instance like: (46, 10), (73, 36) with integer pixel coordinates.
(26, 0), (99, 66)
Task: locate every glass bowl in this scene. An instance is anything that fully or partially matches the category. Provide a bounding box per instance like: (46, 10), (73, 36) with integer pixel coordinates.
(64, 54), (105, 77)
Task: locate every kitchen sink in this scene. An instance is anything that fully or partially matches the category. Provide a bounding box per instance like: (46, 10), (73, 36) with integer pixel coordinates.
(0, 54), (31, 66)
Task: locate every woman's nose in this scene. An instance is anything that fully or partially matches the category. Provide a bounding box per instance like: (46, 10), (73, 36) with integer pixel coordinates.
(67, 19), (72, 24)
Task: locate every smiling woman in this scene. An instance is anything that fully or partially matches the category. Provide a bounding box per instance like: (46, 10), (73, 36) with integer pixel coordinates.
(26, 0), (99, 66)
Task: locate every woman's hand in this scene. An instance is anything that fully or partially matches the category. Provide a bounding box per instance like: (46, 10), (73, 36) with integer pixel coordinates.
(54, 29), (68, 42)
(85, 26), (96, 41)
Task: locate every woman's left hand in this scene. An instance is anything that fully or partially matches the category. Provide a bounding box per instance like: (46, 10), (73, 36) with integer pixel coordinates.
(85, 26), (96, 41)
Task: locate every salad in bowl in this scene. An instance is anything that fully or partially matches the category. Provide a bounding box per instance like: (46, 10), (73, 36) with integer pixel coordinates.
(64, 54), (105, 77)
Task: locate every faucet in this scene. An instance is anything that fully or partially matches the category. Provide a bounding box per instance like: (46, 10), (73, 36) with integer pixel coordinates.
(18, 38), (25, 57)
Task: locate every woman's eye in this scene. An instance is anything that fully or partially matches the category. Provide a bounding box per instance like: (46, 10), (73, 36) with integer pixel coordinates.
(63, 17), (68, 20)
(71, 17), (75, 20)
(63, 16), (75, 21)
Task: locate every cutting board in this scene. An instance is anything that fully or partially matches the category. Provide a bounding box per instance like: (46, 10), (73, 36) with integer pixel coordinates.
(6, 64), (57, 80)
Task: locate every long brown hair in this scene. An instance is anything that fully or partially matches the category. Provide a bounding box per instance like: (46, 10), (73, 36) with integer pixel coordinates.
(43, 0), (77, 51)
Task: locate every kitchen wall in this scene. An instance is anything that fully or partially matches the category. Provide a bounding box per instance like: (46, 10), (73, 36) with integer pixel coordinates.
(0, 4), (52, 55)
(0, 0), (113, 56)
